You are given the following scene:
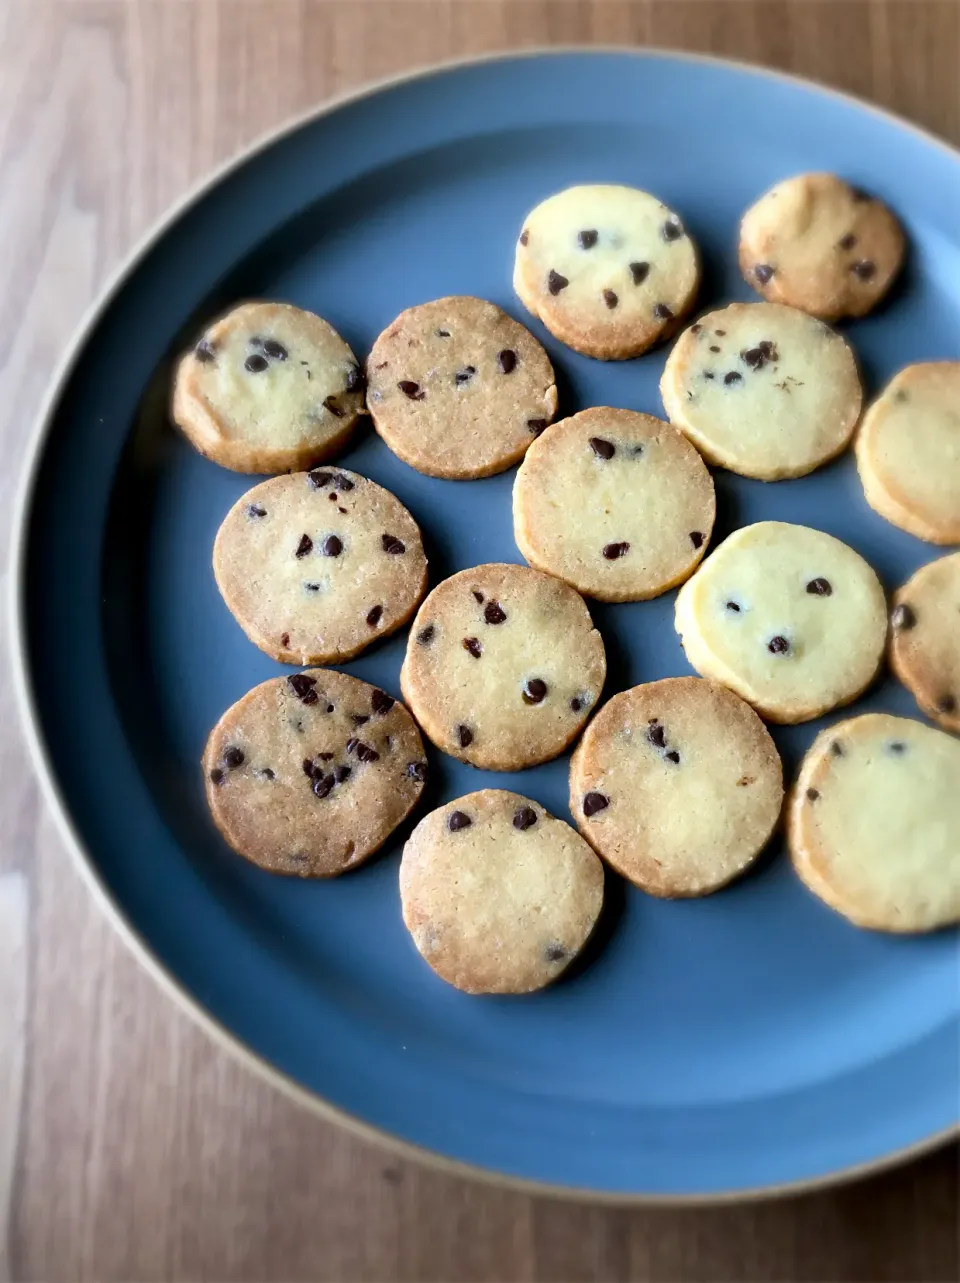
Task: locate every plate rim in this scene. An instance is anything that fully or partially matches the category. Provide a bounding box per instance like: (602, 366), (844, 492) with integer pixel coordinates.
(10, 43), (960, 1205)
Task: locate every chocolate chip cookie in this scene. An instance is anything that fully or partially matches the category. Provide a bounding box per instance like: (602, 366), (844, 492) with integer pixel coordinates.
(203, 670), (427, 877)
(513, 407), (715, 601)
(660, 303), (863, 480)
(513, 184), (699, 359)
(214, 469), (428, 664)
(570, 678), (783, 896)
(889, 552), (960, 733)
(399, 789), (604, 993)
(400, 563), (606, 771)
(675, 522), (887, 723)
(788, 714), (960, 932)
(172, 301), (365, 473)
(855, 361), (960, 545)
(739, 173), (905, 320)
(365, 296), (558, 479)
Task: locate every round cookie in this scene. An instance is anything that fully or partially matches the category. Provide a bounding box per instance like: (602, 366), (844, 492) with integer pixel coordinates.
(214, 469), (428, 665)
(889, 552), (960, 733)
(674, 522), (887, 724)
(513, 185), (699, 359)
(203, 671), (427, 878)
(570, 678), (783, 897)
(399, 790), (604, 994)
(513, 407), (715, 601)
(854, 362), (960, 545)
(788, 714), (960, 932)
(660, 303), (863, 481)
(400, 564), (606, 772)
(739, 173), (905, 320)
(365, 296), (558, 480)
(172, 301), (365, 473)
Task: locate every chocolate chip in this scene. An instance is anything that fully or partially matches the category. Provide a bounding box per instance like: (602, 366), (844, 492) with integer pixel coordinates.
(381, 534), (405, 555)
(527, 418), (548, 435)
(544, 942), (567, 962)
(448, 810), (471, 831)
(333, 474), (354, 491)
(484, 601), (506, 625)
(806, 788), (820, 801)
(513, 806), (538, 830)
(768, 635), (790, 654)
(548, 270), (569, 294)
(302, 758), (317, 778)
(664, 750), (680, 764)
(603, 542), (629, 560)
(570, 696), (585, 712)
(519, 229), (529, 246)
(709, 345), (721, 353)
(328, 492), (338, 501)
(312, 773), (335, 799)
(646, 722), (666, 749)
(806, 577), (832, 596)
(523, 678), (548, 704)
(498, 349), (517, 374)
(322, 534), (342, 557)
(892, 603), (916, 630)
(724, 371), (743, 386)
(457, 725), (473, 748)
(344, 364), (364, 394)
(462, 637), (482, 658)
(281, 632), (291, 648)
(888, 741), (906, 755)
(417, 625), (435, 645)
(256, 767), (275, 781)
(455, 366), (476, 385)
(939, 694), (957, 714)
(472, 590), (484, 603)
(690, 531), (704, 548)
(590, 437), (615, 460)
(703, 371), (715, 380)
(851, 260), (876, 280)
(398, 380), (425, 400)
(582, 792), (609, 817)
(407, 761), (428, 782)
(371, 689), (395, 715)
(247, 504), (267, 518)
(741, 345), (778, 370)
(578, 229), (598, 249)
(603, 289), (619, 309)
(436, 328), (451, 338)
(295, 534), (313, 558)
(838, 232), (857, 250)
(333, 764), (352, 784)
(366, 605), (383, 628)
(209, 768), (224, 786)
(244, 353), (269, 373)
(351, 714), (370, 726)
(347, 740), (380, 763)
(662, 217), (684, 241)
(754, 264), (775, 284)
(629, 261), (650, 285)
(323, 395), (344, 417)
(830, 740), (844, 757)
(630, 444), (644, 458)
(653, 303), (674, 320)
(726, 601), (741, 612)
(715, 330), (727, 336)
(304, 582), (321, 593)
(262, 339), (287, 360)
(195, 339), (216, 362)
(895, 389), (909, 404)
(691, 323), (703, 334)
(325, 703), (335, 714)
(308, 471), (333, 489)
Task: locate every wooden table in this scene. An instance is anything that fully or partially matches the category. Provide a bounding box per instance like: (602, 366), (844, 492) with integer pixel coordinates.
(3, 3), (958, 1279)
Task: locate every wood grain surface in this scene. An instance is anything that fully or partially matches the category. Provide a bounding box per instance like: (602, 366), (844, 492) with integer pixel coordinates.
(3, 2), (959, 1280)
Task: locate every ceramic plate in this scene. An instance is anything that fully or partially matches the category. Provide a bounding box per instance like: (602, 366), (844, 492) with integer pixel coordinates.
(14, 50), (960, 1200)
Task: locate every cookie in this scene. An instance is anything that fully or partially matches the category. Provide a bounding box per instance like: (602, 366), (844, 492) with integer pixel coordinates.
(513, 185), (699, 359)
(854, 362), (960, 545)
(788, 714), (960, 932)
(570, 678), (783, 897)
(400, 563), (606, 771)
(213, 469), (428, 665)
(889, 553), (960, 733)
(399, 790), (604, 994)
(739, 173), (905, 320)
(365, 296), (558, 480)
(203, 670), (427, 877)
(659, 303), (863, 481)
(512, 407), (715, 601)
(674, 522), (887, 723)
(172, 301), (365, 473)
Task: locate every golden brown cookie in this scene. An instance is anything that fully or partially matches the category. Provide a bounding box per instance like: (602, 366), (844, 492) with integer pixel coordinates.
(889, 552), (960, 733)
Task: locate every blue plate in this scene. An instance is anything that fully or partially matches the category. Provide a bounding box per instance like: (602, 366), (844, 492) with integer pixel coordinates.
(13, 50), (960, 1200)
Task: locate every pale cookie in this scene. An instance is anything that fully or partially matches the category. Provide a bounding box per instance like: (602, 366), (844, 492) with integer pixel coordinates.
(365, 296), (558, 479)
(889, 553), (960, 733)
(203, 671), (427, 878)
(660, 303), (863, 480)
(214, 469), (428, 665)
(788, 714), (960, 932)
(513, 185), (699, 359)
(855, 362), (960, 545)
(513, 407), (715, 601)
(675, 522), (887, 723)
(570, 677), (783, 897)
(739, 173), (905, 320)
(172, 301), (365, 473)
(399, 790), (604, 994)
(400, 564), (605, 771)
